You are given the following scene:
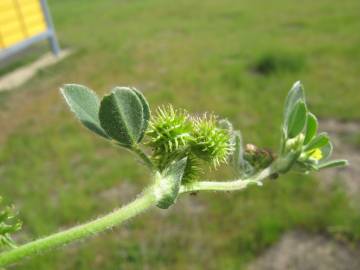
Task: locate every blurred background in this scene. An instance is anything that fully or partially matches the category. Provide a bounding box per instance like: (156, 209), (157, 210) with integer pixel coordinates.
(0, 0), (359, 269)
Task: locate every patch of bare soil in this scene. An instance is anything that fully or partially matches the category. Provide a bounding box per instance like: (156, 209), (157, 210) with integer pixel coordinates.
(0, 50), (72, 91)
(318, 119), (360, 198)
(247, 231), (360, 270)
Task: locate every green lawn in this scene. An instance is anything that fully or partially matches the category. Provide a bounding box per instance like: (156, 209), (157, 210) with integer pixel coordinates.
(0, 0), (359, 269)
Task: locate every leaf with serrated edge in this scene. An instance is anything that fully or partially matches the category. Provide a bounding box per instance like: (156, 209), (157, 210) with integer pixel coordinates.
(60, 84), (109, 138)
(99, 87), (144, 147)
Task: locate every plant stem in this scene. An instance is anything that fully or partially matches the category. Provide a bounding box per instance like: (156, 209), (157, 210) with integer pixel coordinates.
(180, 166), (273, 193)
(0, 162), (279, 267)
(132, 146), (156, 171)
(181, 154), (300, 193)
(0, 189), (157, 267)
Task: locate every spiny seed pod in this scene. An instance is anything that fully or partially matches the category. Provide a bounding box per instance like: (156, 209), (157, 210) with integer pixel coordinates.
(182, 153), (203, 184)
(152, 149), (202, 183)
(191, 114), (233, 168)
(146, 105), (193, 155)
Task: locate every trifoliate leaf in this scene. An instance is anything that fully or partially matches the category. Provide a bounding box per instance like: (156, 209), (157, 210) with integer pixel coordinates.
(60, 84), (109, 138)
(99, 87), (144, 147)
(304, 112), (318, 145)
(287, 100), (307, 138)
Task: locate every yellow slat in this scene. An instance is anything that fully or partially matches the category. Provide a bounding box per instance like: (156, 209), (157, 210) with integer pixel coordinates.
(20, 2), (42, 14)
(19, 0), (47, 37)
(0, 21), (24, 34)
(26, 22), (45, 36)
(0, 0), (15, 8)
(2, 32), (25, 47)
(0, 0), (47, 48)
(17, 0), (40, 5)
(0, 32), (4, 49)
(0, 7), (19, 23)
(23, 11), (44, 23)
(0, 15), (25, 39)
(24, 13), (46, 37)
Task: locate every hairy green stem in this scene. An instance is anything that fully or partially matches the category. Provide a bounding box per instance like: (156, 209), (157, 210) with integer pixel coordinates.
(180, 179), (261, 193)
(0, 162), (279, 267)
(132, 146), (156, 171)
(0, 189), (157, 267)
(180, 166), (273, 193)
(180, 154), (300, 194)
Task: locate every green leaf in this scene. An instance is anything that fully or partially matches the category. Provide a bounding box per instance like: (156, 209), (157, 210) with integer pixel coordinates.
(304, 132), (330, 152)
(60, 84), (109, 138)
(218, 118), (233, 131)
(287, 100), (307, 138)
(156, 158), (187, 209)
(284, 81), (305, 126)
(99, 87), (144, 147)
(131, 88), (150, 142)
(316, 159), (348, 170)
(232, 131), (242, 170)
(275, 151), (301, 174)
(232, 131), (254, 177)
(304, 112), (318, 145)
(319, 141), (333, 161)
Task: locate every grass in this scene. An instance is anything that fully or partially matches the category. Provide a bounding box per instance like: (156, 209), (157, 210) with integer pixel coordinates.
(0, 0), (359, 269)
(344, 132), (360, 149)
(0, 43), (49, 77)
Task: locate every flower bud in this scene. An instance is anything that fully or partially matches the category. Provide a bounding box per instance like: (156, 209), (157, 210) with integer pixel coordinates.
(243, 144), (275, 171)
(285, 133), (305, 153)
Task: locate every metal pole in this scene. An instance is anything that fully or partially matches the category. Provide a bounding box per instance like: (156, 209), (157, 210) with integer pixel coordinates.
(39, 0), (61, 56)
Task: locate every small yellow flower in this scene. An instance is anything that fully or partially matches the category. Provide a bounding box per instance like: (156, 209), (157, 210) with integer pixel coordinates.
(310, 148), (322, 161)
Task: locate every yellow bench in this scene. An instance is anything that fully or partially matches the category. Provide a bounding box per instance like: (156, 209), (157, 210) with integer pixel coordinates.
(0, 0), (59, 60)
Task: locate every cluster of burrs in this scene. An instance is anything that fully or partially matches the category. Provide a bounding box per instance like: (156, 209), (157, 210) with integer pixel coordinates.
(146, 106), (233, 183)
